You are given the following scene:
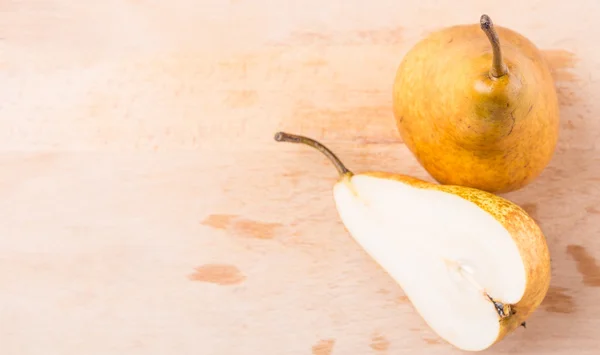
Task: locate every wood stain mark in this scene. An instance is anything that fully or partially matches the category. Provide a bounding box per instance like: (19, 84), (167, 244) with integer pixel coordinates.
(567, 245), (600, 287)
(188, 264), (245, 285)
(202, 214), (282, 239)
(223, 90), (258, 108)
(542, 286), (575, 313)
(397, 295), (409, 303)
(304, 58), (329, 67)
(585, 206), (600, 214)
(202, 214), (236, 229)
(520, 203), (538, 220)
(282, 170), (304, 179)
(234, 219), (282, 239)
(280, 170), (305, 186)
(423, 338), (442, 345)
(541, 49), (579, 106)
(555, 86), (580, 106)
(542, 49), (579, 83)
(312, 339), (335, 355)
(370, 334), (390, 351)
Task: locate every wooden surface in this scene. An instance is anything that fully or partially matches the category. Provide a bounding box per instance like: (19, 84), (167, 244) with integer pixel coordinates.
(1, 1), (599, 354)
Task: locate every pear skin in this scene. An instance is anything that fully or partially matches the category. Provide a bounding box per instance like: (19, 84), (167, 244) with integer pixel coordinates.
(392, 14), (560, 193)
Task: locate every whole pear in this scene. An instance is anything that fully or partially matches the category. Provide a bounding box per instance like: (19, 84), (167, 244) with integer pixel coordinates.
(392, 14), (560, 193)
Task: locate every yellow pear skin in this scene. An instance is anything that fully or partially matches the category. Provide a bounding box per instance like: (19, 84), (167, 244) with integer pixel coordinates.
(392, 14), (560, 193)
(274, 131), (551, 351)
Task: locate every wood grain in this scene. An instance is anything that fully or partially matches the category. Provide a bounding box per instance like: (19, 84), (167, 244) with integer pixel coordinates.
(1, 1), (600, 354)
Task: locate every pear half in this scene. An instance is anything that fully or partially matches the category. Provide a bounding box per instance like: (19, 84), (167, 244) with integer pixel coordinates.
(275, 131), (551, 352)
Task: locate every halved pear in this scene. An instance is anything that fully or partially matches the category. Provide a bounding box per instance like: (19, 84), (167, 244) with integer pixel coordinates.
(274, 131), (551, 352)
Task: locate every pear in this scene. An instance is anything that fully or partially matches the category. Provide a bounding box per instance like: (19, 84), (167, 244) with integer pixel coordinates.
(392, 14), (560, 193)
(274, 131), (551, 351)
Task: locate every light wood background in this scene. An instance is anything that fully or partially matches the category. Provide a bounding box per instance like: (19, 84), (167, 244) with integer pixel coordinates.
(2, 1), (599, 354)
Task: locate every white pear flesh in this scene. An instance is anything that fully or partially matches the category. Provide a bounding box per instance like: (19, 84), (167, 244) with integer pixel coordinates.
(333, 174), (531, 352)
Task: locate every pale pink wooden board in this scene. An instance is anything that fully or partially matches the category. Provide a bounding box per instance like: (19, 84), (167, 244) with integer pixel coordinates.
(1, 1), (599, 354)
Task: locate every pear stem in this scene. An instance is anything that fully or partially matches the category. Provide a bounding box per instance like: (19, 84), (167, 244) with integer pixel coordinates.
(480, 14), (508, 78)
(274, 132), (352, 177)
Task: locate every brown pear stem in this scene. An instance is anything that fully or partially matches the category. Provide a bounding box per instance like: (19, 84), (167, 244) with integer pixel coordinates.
(274, 131), (352, 177)
(480, 14), (508, 78)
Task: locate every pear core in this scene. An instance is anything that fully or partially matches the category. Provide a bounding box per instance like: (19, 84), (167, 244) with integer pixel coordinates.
(333, 174), (527, 351)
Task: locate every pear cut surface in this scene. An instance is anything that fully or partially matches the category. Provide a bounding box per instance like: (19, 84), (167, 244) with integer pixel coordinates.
(333, 174), (527, 351)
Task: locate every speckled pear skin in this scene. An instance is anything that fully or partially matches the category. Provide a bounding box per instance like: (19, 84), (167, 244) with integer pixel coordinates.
(361, 171), (551, 348)
(392, 22), (560, 193)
